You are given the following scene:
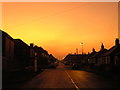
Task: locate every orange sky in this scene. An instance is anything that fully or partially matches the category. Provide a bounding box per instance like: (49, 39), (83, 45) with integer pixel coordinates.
(2, 2), (118, 60)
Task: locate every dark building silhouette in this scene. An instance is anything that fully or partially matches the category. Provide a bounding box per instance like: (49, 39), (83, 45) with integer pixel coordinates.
(63, 54), (87, 65)
(1, 30), (15, 88)
(115, 52), (120, 65)
(49, 54), (57, 63)
(80, 54), (89, 64)
(1, 30), (14, 72)
(34, 46), (48, 69)
(34, 46), (57, 69)
(29, 43), (35, 66)
(14, 39), (30, 70)
(85, 48), (97, 64)
(103, 38), (120, 65)
(85, 43), (108, 66)
(63, 39), (120, 73)
(1, 29), (58, 89)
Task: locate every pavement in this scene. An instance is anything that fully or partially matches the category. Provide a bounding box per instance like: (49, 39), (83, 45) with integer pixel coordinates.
(16, 63), (120, 89)
(2, 69), (41, 89)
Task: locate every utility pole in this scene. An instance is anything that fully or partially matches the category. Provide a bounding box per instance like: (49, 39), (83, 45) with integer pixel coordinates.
(80, 42), (83, 55)
(76, 48), (78, 55)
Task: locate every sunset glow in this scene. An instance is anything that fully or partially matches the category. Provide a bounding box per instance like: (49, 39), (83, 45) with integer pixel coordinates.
(2, 2), (118, 59)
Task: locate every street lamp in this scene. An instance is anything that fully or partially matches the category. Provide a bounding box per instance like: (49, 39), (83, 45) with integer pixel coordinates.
(80, 42), (83, 55)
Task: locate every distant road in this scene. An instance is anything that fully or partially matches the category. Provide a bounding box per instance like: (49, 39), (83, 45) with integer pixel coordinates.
(21, 63), (118, 89)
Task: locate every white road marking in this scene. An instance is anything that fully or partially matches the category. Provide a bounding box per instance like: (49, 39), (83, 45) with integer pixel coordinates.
(65, 70), (80, 90)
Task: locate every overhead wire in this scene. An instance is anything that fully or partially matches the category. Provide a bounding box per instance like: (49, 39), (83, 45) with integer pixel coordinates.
(4, 3), (89, 29)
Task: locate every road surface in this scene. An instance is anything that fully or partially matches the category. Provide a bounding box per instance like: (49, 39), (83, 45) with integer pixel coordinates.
(20, 63), (119, 89)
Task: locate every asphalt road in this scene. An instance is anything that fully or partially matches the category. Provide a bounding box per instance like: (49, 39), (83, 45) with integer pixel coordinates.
(21, 63), (119, 89)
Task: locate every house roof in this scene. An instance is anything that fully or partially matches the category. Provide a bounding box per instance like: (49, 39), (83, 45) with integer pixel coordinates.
(14, 39), (29, 47)
(1, 30), (14, 41)
(103, 44), (120, 56)
(90, 49), (108, 58)
(84, 51), (97, 60)
(63, 54), (88, 63)
(34, 46), (49, 55)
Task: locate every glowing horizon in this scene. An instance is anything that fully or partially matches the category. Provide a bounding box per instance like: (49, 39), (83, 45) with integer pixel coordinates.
(2, 2), (118, 60)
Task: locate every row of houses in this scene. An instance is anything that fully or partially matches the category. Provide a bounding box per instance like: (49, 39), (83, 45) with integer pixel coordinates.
(63, 54), (87, 65)
(1, 30), (57, 74)
(63, 38), (120, 72)
(86, 39), (120, 66)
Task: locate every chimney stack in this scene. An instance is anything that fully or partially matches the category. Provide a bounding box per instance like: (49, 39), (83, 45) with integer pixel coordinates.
(30, 43), (34, 47)
(115, 38), (119, 46)
(92, 48), (96, 52)
(101, 43), (104, 50)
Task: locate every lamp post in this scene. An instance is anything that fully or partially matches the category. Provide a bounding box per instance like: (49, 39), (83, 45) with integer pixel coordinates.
(80, 42), (83, 55)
